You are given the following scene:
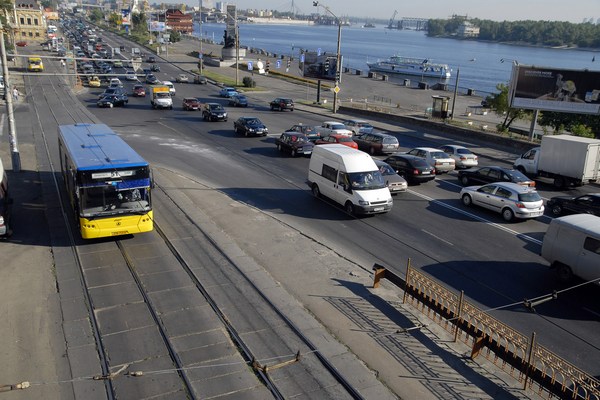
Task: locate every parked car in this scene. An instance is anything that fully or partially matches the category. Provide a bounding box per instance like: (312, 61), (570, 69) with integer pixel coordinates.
(314, 134), (358, 149)
(457, 166), (535, 187)
(234, 117), (268, 137)
(275, 132), (314, 157)
(321, 121), (353, 137)
(150, 64), (160, 72)
(286, 124), (322, 142)
(182, 97), (200, 111)
(383, 154), (436, 184)
(132, 84), (146, 97)
(344, 119), (374, 135)
(202, 103), (228, 121)
(546, 193), (600, 217)
(220, 87), (238, 97)
(176, 74), (189, 83)
(460, 182), (544, 222)
(97, 93), (128, 108)
(375, 159), (407, 195)
(405, 147), (456, 174)
(269, 97), (294, 111)
(228, 94), (248, 107)
(353, 132), (399, 155)
(193, 74), (208, 84)
(439, 145), (478, 169)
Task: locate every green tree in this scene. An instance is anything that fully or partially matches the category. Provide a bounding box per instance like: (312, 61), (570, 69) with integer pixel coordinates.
(169, 31), (181, 43)
(485, 83), (528, 132)
(107, 13), (122, 28)
(539, 111), (600, 137)
(89, 9), (104, 23)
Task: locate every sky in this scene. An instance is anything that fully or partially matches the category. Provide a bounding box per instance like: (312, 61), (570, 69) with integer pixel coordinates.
(198, 0), (600, 23)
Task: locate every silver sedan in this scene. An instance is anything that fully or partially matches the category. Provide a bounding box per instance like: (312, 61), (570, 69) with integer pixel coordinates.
(460, 182), (544, 221)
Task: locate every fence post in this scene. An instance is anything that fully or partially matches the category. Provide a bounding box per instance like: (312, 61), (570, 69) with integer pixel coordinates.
(402, 258), (411, 304)
(372, 264), (386, 288)
(454, 290), (464, 342)
(523, 332), (537, 390)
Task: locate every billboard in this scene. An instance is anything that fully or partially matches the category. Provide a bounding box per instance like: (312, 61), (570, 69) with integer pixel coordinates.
(509, 65), (600, 115)
(121, 9), (131, 26)
(301, 51), (339, 81)
(148, 21), (167, 32)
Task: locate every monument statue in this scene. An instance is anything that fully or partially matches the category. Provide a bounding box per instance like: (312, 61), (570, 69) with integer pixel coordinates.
(223, 30), (236, 49)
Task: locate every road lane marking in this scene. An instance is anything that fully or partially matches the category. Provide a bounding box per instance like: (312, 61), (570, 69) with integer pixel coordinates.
(421, 229), (454, 246)
(409, 189), (543, 246)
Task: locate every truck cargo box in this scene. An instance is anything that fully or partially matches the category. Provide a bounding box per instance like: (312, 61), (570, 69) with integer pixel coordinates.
(537, 135), (600, 182)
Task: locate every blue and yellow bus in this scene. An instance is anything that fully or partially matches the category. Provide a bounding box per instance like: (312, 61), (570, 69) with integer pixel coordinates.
(58, 123), (153, 239)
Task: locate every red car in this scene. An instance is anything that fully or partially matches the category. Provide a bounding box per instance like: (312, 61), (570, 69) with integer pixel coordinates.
(314, 134), (358, 149)
(16, 41), (27, 47)
(132, 84), (146, 97)
(182, 97), (200, 111)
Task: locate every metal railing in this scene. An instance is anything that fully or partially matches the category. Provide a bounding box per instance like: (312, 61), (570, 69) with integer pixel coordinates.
(372, 261), (600, 400)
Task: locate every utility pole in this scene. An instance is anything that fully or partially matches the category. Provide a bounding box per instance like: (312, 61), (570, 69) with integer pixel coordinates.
(198, 0), (203, 75)
(0, 20), (21, 172)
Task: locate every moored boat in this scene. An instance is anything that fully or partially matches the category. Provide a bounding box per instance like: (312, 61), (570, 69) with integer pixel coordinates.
(367, 55), (451, 79)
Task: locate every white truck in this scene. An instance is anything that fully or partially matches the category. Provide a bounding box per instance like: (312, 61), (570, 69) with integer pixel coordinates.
(513, 134), (600, 188)
(150, 85), (173, 109)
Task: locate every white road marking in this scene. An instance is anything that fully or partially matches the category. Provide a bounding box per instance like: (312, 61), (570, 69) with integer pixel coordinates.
(421, 229), (454, 246)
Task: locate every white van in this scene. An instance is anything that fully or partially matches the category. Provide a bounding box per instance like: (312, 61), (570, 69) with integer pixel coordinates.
(308, 144), (393, 215)
(541, 214), (600, 284)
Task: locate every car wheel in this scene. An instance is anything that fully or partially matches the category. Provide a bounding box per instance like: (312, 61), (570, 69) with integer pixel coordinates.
(277, 144), (282, 152)
(311, 184), (320, 198)
(461, 193), (472, 206)
(555, 262), (573, 282)
(553, 176), (566, 189)
(109, 103), (113, 108)
(551, 204), (563, 216)
(291, 148), (297, 157)
(234, 126), (238, 134)
(344, 201), (355, 216)
(502, 208), (514, 222)
(244, 130), (248, 137)
(460, 176), (470, 186)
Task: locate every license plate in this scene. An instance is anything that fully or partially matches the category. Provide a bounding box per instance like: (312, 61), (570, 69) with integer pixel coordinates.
(422, 171), (430, 175)
(530, 211), (543, 217)
(374, 207), (384, 212)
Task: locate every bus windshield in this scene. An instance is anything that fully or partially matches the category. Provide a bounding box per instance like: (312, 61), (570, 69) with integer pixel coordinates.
(80, 185), (151, 217)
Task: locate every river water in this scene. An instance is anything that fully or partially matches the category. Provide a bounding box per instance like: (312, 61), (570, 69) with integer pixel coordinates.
(193, 22), (599, 96)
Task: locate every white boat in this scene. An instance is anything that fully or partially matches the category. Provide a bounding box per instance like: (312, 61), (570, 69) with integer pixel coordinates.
(367, 56), (451, 79)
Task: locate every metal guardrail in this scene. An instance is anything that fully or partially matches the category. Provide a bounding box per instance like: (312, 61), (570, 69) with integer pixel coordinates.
(372, 261), (600, 400)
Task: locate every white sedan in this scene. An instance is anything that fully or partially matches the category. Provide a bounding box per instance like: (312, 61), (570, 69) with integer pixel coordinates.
(460, 182), (544, 221)
(440, 144), (478, 168)
(124, 71), (138, 81)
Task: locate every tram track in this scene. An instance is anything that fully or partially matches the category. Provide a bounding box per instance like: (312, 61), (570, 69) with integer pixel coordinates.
(24, 53), (364, 399)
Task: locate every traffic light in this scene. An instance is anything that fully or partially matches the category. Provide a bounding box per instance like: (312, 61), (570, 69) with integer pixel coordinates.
(286, 59), (291, 68)
(324, 58), (330, 70)
(266, 60), (270, 73)
(335, 70), (340, 82)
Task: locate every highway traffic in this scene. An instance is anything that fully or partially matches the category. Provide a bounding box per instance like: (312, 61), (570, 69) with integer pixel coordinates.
(18, 23), (600, 394)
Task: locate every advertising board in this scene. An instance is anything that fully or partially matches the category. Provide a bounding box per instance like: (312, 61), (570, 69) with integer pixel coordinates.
(509, 65), (600, 115)
(301, 51), (339, 81)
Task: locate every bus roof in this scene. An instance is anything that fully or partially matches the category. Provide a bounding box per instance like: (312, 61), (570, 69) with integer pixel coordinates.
(59, 123), (148, 171)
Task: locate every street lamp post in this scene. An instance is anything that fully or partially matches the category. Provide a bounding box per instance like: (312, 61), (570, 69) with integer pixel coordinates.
(313, 1), (341, 114)
(0, 19), (20, 172)
(198, 0), (203, 75)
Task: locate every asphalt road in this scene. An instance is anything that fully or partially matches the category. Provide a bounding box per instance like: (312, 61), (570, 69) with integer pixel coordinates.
(3, 24), (598, 399)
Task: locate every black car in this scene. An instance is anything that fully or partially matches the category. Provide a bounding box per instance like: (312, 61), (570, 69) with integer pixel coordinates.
(193, 74), (208, 84)
(269, 97), (294, 111)
(286, 124), (322, 142)
(98, 87), (126, 99)
(234, 117), (268, 137)
(457, 166), (535, 187)
(202, 103), (228, 121)
(546, 194), (600, 217)
(228, 94), (248, 107)
(151, 64), (160, 72)
(97, 93), (128, 108)
(147, 55), (156, 63)
(275, 132), (314, 157)
(145, 74), (159, 84)
(383, 154), (436, 184)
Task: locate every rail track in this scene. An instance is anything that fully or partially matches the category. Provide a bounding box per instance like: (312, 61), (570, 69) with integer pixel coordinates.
(24, 50), (364, 399)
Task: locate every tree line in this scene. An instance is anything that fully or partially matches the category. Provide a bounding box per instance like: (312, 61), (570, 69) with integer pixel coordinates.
(427, 17), (600, 48)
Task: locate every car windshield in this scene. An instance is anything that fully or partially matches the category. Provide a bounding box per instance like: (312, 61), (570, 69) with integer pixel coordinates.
(456, 148), (473, 155)
(383, 137), (398, 145)
(431, 152), (449, 159)
(518, 192), (542, 202)
(411, 159), (430, 168)
(378, 164), (396, 176)
(348, 171), (386, 190)
(247, 119), (261, 125)
(331, 124), (346, 130)
(292, 135), (308, 143)
(339, 137), (353, 143)
(210, 104), (224, 111)
(506, 170), (528, 180)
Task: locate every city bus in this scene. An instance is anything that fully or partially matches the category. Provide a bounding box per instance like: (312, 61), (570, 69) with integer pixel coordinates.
(27, 56), (44, 72)
(58, 123), (153, 239)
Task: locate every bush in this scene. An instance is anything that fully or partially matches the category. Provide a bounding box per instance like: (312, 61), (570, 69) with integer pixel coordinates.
(242, 77), (256, 88)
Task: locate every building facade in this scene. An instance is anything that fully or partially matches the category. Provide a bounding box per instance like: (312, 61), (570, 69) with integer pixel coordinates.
(165, 9), (192, 33)
(12, 0), (46, 42)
